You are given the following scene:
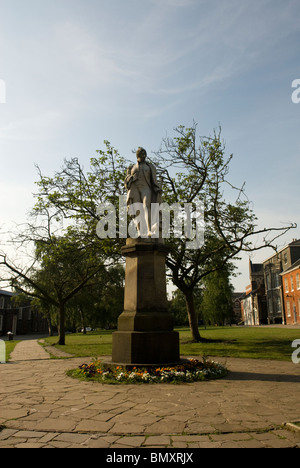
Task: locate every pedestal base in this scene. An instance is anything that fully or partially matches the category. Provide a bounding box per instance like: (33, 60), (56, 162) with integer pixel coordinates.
(112, 330), (180, 365)
(112, 239), (180, 365)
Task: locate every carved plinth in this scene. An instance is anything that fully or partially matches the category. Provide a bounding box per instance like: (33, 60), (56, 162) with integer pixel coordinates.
(112, 240), (180, 365)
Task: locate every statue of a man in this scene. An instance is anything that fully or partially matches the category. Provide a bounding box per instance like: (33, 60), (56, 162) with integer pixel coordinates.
(125, 147), (161, 238)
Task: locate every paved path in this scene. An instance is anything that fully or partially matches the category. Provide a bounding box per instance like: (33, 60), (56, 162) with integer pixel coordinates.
(0, 339), (299, 448)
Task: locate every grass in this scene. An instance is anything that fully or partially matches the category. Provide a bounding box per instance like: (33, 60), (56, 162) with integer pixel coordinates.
(179, 326), (300, 361)
(41, 326), (300, 361)
(5, 340), (19, 361)
(41, 330), (112, 358)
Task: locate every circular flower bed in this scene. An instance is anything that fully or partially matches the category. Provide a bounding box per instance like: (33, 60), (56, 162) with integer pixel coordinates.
(68, 358), (228, 384)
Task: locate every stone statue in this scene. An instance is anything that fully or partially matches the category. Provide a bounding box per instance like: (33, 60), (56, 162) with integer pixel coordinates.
(125, 147), (162, 238)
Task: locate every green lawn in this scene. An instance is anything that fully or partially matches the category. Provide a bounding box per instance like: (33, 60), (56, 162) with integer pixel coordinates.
(42, 330), (112, 358)
(179, 327), (300, 361)
(41, 326), (300, 361)
(4, 340), (20, 361)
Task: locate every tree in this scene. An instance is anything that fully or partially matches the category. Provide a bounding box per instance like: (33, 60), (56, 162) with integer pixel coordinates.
(152, 123), (295, 341)
(0, 142), (127, 345)
(67, 264), (124, 331)
(1, 130), (294, 344)
(1, 230), (107, 345)
(201, 268), (234, 326)
(32, 140), (129, 258)
(169, 287), (202, 327)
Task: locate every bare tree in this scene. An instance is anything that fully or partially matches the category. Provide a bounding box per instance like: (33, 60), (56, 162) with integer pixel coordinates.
(152, 123), (296, 341)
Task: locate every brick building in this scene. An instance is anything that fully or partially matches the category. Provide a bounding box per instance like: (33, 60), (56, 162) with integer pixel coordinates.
(232, 292), (245, 324)
(263, 239), (300, 324)
(280, 259), (300, 325)
(241, 260), (267, 325)
(240, 240), (300, 326)
(0, 290), (48, 337)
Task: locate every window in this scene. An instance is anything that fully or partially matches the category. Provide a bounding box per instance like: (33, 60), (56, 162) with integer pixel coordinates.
(298, 298), (300, 317)
(18, 308), (23, 320)
(287, 301), (291, 317)
(285, 278), (289, 293)
(276, 297), (281, 314)
(0, 297), (4, 309)
(291, 275), (294, 292)
(297, 273), (300, 290)
(268, 298), (273, 315)
(0, 315), (3, 331)
(284, 253), (288, 265)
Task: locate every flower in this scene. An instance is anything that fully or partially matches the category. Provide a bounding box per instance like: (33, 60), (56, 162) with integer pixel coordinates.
(74, 358), (227, 384)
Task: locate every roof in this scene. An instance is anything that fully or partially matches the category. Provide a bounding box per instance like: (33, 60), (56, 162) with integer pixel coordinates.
(250, 262), (264, 274)
(280, 258), (300, 276)
(0, 290), (15, 297)
(263, 239), (300, 264)
(232, 292), (246, 300)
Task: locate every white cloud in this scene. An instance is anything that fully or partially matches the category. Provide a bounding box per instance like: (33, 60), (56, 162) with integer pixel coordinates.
(52, 20), (138, 89)
(0, 109), (67, 142)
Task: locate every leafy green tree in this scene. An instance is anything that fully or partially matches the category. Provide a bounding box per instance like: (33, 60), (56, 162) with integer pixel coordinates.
(0, 142), (127, 344)
(67, 264), (124, 331)
(152, 123), (294, 341)
(33, 141), (129, 259)
(201, 268), (234, 326)
(1, 230), (108, 345)
(169, 287), (202, 327)
(1, 130), (294, 344)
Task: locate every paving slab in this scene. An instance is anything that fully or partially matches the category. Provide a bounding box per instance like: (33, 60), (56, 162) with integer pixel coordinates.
(0, 338), (299, 448)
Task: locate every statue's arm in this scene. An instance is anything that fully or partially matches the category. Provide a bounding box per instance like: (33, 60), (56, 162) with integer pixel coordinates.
(125, 166), (134, 189)
(150, 164), (162, 193)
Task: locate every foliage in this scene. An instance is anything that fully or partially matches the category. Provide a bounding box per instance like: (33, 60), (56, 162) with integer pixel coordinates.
(0, 130), (295, 344)
(32, 140), (129, 258)
(169, 287), (202, 326)
(68, 358), (228, 384)
(66, 264), (124, 331)
(151, 123), (294, 340)
(0, 142), (128, 345)
(201, 268), (234, 326)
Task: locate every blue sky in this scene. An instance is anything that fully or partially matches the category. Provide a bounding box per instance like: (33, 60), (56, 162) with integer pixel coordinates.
(0, 0), (300, 291)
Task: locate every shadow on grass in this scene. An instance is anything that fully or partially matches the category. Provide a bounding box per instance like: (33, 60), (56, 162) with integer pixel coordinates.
(181, 338), (238, 344)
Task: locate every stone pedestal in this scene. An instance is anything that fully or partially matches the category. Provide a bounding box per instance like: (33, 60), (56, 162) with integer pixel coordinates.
(112, 239), (180, 365)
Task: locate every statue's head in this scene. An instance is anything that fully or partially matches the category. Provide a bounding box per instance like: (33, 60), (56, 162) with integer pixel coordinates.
(136, 147), (147, 162)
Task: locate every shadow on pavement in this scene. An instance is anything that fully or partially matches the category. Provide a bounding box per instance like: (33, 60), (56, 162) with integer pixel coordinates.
(227, 370), (300, 383)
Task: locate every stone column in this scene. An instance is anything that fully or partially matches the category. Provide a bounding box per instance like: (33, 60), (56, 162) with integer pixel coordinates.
(112, 239), (180, 365)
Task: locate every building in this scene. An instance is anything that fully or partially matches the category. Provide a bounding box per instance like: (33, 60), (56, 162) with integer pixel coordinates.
(241, 261), (267, 325)
(0, 290), (48, 337)
(263, 239), (300, 324)
(280, 258), (300, 325)
(232, 292), (245, 324)
(0, 290), (17, 336)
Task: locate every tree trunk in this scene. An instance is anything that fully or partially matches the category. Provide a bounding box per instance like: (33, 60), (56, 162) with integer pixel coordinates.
(46, 311), (53, 337)
(58, 303), (66, 345)
(79, 306), (86, 334)
(185, 291), (202, 342)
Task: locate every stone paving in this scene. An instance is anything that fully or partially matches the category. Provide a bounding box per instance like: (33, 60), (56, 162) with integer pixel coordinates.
(0, 338), (299, 448)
